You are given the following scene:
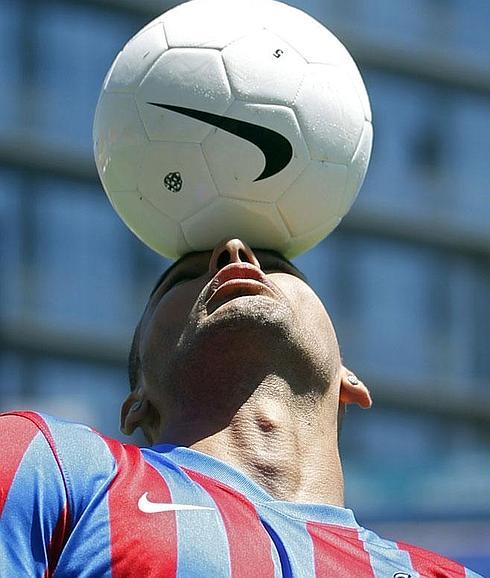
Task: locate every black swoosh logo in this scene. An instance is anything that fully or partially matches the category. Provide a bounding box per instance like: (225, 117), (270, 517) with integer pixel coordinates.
(147, 102), (293, 181)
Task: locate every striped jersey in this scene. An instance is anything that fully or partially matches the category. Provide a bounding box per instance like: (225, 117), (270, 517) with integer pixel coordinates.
(0, 411), (483, 577)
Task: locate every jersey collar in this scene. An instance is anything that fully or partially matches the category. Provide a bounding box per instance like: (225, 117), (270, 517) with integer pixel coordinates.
(151, 443), (360, 528)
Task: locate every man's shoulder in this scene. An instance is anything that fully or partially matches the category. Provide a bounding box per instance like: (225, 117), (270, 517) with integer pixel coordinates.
(1, 410), (111, 450)
(396, 539), (482, 578)
(0, 410), (132, 482)
(362, 525), (483, 578)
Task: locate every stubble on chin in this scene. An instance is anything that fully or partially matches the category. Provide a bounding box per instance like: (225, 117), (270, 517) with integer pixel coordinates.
(191, 295), (294, 342)
(176, 294), (332, 382)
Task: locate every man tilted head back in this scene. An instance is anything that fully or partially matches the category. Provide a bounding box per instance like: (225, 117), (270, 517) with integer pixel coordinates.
(121, 237), (371, 504)
(1, 237), (481, 577)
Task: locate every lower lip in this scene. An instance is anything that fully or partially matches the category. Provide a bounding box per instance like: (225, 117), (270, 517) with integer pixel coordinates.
(206, 279), (275, 312)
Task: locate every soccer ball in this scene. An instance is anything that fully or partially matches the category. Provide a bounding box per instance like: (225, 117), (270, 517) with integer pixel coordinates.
(93, 0), (372, 259)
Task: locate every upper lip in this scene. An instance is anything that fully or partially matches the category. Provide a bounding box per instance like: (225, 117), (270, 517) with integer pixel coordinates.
(205, 263), (279, 306)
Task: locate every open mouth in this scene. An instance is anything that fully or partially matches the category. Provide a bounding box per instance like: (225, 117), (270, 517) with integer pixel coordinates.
(206, 278), (276, 313)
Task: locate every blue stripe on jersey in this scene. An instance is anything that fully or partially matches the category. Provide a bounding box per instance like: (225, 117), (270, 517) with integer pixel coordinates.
(258, 503), (317, 578)
(262, 519), (293, 578)
(142, 448), (232, 578)
(266, 522), (285, 578)
(266, 500), (359, 528)
(358, 527), (420, 578)
(0, 432), (65, 577)
(33, 414), (116, 577)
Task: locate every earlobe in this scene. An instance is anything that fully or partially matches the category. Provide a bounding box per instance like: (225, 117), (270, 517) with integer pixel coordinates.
(120, 392), (143, 435)
(339, 366), (372, 409)
(120, 392), (161, 443)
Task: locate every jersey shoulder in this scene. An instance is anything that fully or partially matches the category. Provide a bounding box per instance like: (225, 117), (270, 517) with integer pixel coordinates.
(397, 538), (482, 578)
(363, 526), (483, 578)
(0, 411), (133, 519)
(0, 410), (114, 466)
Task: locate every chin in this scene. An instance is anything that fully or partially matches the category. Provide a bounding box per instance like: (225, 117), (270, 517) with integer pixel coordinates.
(173, 294), (336, 398)
(202, 294), (292, 331)
(177, 295), (294, 355)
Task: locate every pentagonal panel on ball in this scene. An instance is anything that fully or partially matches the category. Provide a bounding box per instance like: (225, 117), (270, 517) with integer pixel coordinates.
(108, 190), (190, 259)
(136, 48), (233, 143)
(222, 29), (306, 106)
(138, 142), (219, 222)
(181, 197), (290, 254)
(277, 160), (347, 237)
(282, 217), (341, 260)
(294, 63), (365, 165)
(162, 0), (263, 49)
(94, 92), (147, 193)
(104, 23), (168, 94)
(202, 101), (309, 203)
(261, 2), (352, 67)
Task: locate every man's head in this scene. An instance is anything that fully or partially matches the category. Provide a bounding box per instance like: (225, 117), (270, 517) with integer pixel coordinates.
(121, 238), (371, 443)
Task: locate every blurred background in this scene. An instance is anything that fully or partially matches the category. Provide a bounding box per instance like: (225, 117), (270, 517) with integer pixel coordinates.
(1, 0), (489, 573)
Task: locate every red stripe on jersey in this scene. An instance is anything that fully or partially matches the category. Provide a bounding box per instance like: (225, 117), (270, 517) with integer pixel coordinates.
(397, 541), (467, 577)
(6, 411), (69, 487)
(0, 415), (38, 516)
(307, 522), (376, 578)
(103, 437), (178, 578)
(184, 467), (275, 578)
(43, 504), (69, 578)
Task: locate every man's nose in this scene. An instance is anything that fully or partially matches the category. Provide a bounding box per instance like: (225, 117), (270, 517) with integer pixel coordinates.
(208, 238), (261, 274)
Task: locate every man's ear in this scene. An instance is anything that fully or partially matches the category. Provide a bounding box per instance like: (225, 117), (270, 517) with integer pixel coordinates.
(339, 366), (372, 409)
(120, 391), (145, 436)
(120, 390), (161, 443)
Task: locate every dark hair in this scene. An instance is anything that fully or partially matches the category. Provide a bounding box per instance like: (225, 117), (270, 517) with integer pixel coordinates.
(128, 323), (141, 392)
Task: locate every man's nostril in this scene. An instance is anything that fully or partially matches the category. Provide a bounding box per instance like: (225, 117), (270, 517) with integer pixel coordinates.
(238, 249), (248, 261)
(217, 251), (231, 269)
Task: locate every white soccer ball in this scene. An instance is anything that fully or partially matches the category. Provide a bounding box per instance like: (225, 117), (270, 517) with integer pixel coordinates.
(93, 0), (372, 259)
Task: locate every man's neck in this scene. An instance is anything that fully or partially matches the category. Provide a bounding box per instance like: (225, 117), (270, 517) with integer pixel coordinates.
(156, 375), (345, 506)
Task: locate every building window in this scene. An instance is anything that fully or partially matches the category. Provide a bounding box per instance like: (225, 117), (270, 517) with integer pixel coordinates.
(28, 178), (135, 334)
(342, 407), (490, 517)
(0, 170), (23, 322)
(446, 92), (490, 231)
(0, 0), (21, 133)
(33, 2), (139, 151)
(359, 72), (448, 219)
(0, 354), (130, 440)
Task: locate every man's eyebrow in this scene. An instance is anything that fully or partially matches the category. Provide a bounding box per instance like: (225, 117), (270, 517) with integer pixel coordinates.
(149, 249), (308, 300)
(261, 250), (308, 283)
(149, 253), (197, 298)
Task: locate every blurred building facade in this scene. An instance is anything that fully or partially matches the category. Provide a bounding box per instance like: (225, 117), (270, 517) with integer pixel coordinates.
(1, 0), (489, 573)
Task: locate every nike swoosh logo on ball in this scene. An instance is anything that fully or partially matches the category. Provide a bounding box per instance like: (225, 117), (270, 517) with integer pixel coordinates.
(138, 492), (215, 513)
(147, 102), (293, 181)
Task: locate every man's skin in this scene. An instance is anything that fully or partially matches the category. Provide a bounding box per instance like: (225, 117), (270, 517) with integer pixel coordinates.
(121, 238), (372, 508)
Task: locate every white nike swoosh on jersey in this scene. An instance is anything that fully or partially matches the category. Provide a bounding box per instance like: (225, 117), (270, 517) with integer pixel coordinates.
(138, 492), (215, 513)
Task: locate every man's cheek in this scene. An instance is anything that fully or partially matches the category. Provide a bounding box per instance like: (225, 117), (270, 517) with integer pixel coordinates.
(153, 293), (189, 326)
